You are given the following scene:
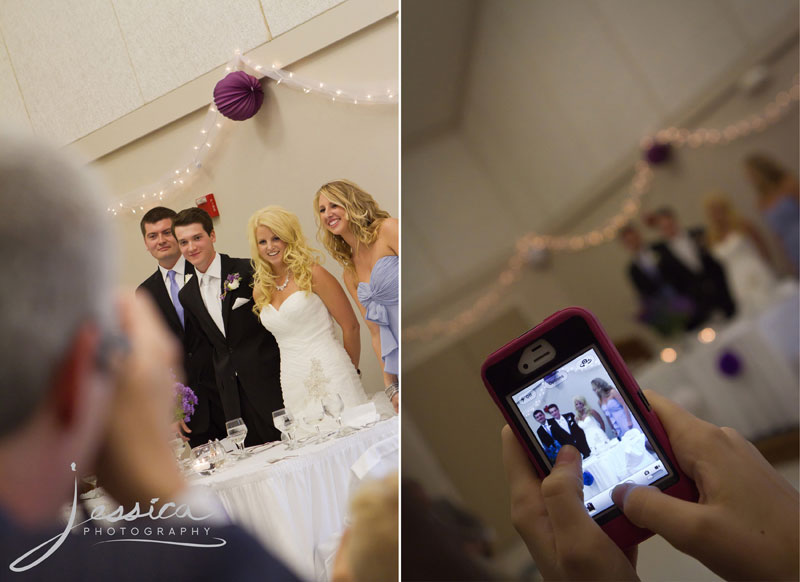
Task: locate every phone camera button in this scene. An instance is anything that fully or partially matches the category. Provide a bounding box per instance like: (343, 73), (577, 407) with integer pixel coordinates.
(637, 389), (652, 411)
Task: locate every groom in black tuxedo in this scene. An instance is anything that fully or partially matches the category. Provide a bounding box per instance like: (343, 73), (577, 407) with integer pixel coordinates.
(649, 207), (736, 328)
(544, 404), (591, 459)
(136, 207), (226, 447)
(173, 207), (282, 445)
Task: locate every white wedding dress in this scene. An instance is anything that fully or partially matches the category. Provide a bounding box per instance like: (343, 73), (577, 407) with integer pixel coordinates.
(711, 232), (778, 315)
(577, 415), (610, 455)
(259, 291), (368, 424)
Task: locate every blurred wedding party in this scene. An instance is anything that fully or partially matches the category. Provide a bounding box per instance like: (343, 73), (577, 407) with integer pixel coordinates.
(403, 1), (799, 580)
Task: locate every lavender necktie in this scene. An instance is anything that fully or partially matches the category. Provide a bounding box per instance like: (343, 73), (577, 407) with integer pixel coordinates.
(167, 270), (185, 328)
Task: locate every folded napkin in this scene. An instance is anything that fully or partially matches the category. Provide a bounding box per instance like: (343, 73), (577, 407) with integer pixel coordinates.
(341, 402), (379, 428)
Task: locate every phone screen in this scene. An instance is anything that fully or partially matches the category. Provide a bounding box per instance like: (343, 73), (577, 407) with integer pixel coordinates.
(506, 346), (671, 518)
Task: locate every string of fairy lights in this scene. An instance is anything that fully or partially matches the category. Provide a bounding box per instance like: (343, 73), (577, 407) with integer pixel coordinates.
(106, 53), (398, 217)
(404, 77), (800, 342)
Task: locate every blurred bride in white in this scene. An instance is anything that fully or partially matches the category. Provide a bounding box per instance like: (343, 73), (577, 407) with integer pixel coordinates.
(704, 193), (780, 315)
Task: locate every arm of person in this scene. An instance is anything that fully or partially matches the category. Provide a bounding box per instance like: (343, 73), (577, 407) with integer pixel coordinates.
(378, 217), (399, 255)
(502, 430), (639, 580)
(612, 390), (799, 581)
(589, 409), (605, 431)
(313, 264), (361, 368)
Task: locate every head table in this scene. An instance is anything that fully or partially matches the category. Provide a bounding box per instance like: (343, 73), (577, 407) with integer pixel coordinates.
(190, 416), (399, 580)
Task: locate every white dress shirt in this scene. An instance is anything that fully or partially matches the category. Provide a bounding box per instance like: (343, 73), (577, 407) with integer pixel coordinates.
(635, 248), (660, 277)
(667, 232), (703, 273)
(195, 252), (226, 337)
(553, 415), (570, 434)
(158, 255), (188, 293)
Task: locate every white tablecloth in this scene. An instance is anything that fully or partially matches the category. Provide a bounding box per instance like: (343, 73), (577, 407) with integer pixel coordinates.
(582, 432), (658, 498)
(636, 287), (799, 440)
(195, 417), (398, 580)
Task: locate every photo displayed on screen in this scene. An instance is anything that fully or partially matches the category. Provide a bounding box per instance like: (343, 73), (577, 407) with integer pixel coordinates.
(509, 347), (669, 517)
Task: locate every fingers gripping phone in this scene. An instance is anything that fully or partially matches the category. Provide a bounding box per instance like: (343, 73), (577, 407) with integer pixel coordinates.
(481, 307), (697, 548)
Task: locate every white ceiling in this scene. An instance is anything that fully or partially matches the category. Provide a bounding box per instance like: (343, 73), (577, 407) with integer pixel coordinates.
(402, 0), (800, 313)
(0, 0), (347, 146)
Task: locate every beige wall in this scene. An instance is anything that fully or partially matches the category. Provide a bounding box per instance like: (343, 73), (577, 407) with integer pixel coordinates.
(91, 15), (398, 395)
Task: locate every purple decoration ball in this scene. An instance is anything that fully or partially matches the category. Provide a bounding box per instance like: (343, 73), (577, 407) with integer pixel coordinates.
(644, 142), (672, 165)
(213, 71), (264, 121)
(718, 350), (743, 377)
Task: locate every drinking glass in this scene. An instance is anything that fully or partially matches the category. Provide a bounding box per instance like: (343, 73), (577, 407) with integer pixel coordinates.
(322, 394), (351, 436)
(225, 418), (248, 455)
(272, 408), (297, 449)
(303, 401), (327, 443)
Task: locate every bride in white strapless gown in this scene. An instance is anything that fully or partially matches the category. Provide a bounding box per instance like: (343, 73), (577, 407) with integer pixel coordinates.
(705, 194), (779, 315)
(259, 291), (367, 416)
(248, 206), (368, 426)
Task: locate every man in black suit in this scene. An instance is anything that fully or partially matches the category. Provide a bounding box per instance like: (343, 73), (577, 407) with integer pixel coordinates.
(173, 208), (283, 445)
(0, 131), (297, 581)
(136, 207), (225, 448)
(533, 409), (557, 450)
(545, 404), (591, 459)
(619, 223), (669, 300)
(649, 207), (736, 328)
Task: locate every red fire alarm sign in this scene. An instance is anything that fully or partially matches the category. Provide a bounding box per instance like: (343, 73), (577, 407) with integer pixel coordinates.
(196, 193), (219, 218)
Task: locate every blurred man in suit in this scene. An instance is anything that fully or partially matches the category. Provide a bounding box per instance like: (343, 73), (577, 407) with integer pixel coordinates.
(137, 206), (225, 447)
(649, 207), (736, 327)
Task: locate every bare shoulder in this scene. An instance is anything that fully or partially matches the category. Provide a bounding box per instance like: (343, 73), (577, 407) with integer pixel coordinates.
(378, 217), (398, 252)
(311, 263), (336, 286)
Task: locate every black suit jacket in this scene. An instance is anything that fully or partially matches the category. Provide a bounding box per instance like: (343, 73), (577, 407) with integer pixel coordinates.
(536, 424), (556, 449)
(627, 259), (665, 298)
(548, 413), (591, 458)
(178, 254), (283, 443)
(653, 229), (736, 323)
(137, 264), (223, 446)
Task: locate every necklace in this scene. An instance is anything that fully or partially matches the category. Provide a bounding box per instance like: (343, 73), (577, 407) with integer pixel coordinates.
(276, 273), (290, 291)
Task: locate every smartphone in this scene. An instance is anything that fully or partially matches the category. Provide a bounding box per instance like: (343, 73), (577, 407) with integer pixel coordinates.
(481, 306), (697, 548)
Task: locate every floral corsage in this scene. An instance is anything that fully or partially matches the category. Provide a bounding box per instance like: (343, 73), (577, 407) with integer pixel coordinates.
(220, 273), (242, 300)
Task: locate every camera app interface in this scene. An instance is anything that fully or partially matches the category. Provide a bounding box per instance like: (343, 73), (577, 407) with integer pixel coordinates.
(510, 347), (668, 517)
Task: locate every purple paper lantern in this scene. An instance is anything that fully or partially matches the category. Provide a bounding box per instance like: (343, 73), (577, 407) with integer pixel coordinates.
(644, 141), (672, 165)
(718, 350), (743, 377)
(213, 71), (264, 121)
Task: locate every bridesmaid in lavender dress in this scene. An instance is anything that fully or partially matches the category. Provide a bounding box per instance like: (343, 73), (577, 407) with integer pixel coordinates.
(744, 153), (800, 274)
(315, 180), (399, 412)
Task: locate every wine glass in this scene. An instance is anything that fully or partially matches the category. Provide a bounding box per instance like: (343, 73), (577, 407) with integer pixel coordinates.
(322, 394), (350, 437)
(302, 401), (326, 443)
(225, 418), (248, 456)
(272, 408), (297, 449)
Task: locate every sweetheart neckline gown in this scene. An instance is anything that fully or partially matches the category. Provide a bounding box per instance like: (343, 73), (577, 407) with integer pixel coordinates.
(357, 255), (399, 376)
(259, 291), (368, 424)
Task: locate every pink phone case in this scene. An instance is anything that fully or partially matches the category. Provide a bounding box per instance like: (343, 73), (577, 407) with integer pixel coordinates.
(481, 306), (698, 549)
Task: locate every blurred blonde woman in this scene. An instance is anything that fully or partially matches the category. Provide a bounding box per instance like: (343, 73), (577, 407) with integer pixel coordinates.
(743, 153), (799, 272)
(703, 192), (778, 314)
(248, 206), (367, 423)
(314, 180), (399, 412)
(573, 395), (609, 455)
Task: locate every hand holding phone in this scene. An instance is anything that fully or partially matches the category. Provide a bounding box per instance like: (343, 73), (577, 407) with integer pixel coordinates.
(482, 307), (697, 548)
(502, 428), (639, 581)
(613, 390), (799, 582)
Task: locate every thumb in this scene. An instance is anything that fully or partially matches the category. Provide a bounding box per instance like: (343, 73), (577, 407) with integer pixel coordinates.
(612, 483), (704, 553)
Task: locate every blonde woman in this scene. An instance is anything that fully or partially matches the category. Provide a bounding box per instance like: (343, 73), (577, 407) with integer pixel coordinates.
(704, 192), (778, 314)
(314, 180), (399, 412)
(248, 206), (367, 422)
(573, 395), (609, 455)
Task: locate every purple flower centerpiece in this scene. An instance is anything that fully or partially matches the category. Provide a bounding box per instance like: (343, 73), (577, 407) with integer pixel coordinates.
(174, 382), (198, 424)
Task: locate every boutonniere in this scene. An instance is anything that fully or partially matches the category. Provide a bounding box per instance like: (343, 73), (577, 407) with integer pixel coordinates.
(184, 273), (193, 285)
(220, 273), (242, 300)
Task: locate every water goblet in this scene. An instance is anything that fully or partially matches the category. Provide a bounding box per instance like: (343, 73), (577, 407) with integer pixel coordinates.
(225, 418), (248, 457)
(272, 408), (297, 449)
(302, 402), (326, 443)
(322, 393), (351, 437)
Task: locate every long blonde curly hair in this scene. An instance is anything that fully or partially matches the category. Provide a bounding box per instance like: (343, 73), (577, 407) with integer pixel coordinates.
(313, 179), (391, 271)
(247, 206), (321, 314)
(704, 192), (744, 246)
